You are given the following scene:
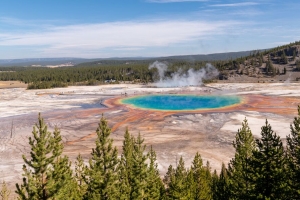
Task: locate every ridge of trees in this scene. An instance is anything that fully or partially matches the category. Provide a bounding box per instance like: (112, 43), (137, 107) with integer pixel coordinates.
(0, 41), (299, 89)
(2, 105), (300, 199)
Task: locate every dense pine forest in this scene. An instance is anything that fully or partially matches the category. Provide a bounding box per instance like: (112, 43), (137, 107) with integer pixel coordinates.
(0, 41), (299, 89)
(1, 106), (300, 199)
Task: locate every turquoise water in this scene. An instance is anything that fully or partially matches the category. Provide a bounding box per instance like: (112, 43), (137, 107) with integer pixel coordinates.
(121, 95), (241, 111)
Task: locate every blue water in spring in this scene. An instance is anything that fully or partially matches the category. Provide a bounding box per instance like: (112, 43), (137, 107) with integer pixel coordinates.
(121, 95), (241, 111)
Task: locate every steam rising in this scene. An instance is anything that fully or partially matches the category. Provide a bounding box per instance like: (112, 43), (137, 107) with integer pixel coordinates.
(149, 61), (219, 87)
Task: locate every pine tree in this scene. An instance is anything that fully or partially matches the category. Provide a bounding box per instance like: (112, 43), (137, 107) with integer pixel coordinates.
(186, 169), (196, 199)
(286, 105), (300, 198)
(228, 118), (256, 199)
(15, 114), (69, 200)
(118, 128), (134, 199)
(163, 165), (175, 197)
(191, 152), (212, 200)
(213, 163), (230, 200)
(203, 161), (213, 199)
(168, 156), (188, 199)
(75, 154), (88, 198)
(250, 120), (288, 199)
(211, 170), (219, 200)
(84, 115), (119, 200)
(146, 146), (164, 200)
(131, 133), (148, 199)
(0, 181), (10, 200)
(51, 156), (80, 199)
(281, 51), (288, 64)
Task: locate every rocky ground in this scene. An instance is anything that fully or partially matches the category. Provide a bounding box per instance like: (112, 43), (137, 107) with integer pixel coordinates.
(1, 83), (300, 193)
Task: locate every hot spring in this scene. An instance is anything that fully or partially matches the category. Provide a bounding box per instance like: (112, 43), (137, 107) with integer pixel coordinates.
(121, 95), (242, 111)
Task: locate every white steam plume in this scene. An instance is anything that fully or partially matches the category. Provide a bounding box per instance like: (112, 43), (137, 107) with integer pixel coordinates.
(148, 61), (219, 87)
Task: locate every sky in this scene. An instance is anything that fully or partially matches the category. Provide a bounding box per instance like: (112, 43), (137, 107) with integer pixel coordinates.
(0, 0), (299, 59)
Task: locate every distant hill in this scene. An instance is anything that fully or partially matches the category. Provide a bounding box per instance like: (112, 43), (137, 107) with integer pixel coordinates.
(156, 50), (265, 62)
(0, 50), (263, 67)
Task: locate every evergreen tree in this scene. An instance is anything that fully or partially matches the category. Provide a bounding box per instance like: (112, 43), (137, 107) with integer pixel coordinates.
(84, 115), (119, 200)
(211, 170), (219, 200)
(281, 51), (288, 64)
(186, 169), (196, 199)
(292, 50), (296, 61)
(15, 114), (69, 200)
(146, 146), (164, 200)
(191, 152), (212, 200)
(118, 128), (134, 199)
(168, 157), (188, 199)
(228, 118), (256, 199)
(213, 163), (230, 200)
(250, 120), (288, 199)
(163, 165), (175, 198)
(0, 181), (10, 200)
(75, 154), (88, 198)
(286, 105), (300, 198)
(51, 156), (80, 199)
(131, 133), (149, 199)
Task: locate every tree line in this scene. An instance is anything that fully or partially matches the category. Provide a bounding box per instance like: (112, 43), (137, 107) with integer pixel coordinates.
(1, 106), (300, 199)
(0, 41), (299, 89)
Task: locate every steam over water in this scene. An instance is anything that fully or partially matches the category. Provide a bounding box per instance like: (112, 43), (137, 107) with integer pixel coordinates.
(149, 61), (219, 87)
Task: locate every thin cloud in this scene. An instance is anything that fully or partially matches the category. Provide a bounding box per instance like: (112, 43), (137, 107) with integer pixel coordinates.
(147, 0), (208, 3)
(0, 19), (238, 57)
(210, 2), (259, 7)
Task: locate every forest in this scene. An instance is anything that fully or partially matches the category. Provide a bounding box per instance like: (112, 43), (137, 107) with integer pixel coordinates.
(1, 105), (300, 200)
(0, 41), (299, 90)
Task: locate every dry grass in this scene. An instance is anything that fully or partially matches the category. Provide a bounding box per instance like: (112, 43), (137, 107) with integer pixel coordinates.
(0, 81), (27, 89)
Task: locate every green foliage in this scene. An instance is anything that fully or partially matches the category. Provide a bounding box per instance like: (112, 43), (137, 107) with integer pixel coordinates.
(287, 105), (300, 198)
(146, 146), (164, 200)
(191, 152), (212, 200)
(15, 113), (69, 200)
(281, 51), (288, 64)
(74, 154), (88, 199)
(0, 181), (10, 200)
(84, 115), (119, 200)
(266, 61), (275, 76)
(228, 118), (256, 199)
(131, 133), (149, 199)
(51, 156), (80, 199)
(118, 128), (134, 199)
(250, 120), (288, 199)
(213, 163), (230, 200)
(167, 156), (189, 199)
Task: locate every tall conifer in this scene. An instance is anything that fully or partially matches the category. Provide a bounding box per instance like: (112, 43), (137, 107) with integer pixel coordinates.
(228, 118), (256, 199)
(84, 115), (119, 200)
(146, 146), (164, 200)
(286, 105), (300, 198)
(250, 120), (287, 199)
(75, 154), (88, 198)
(118, 128), (134, 199)
(131, 133), (148, 199)
(191, 152), (212, 200)
(214, 163), (230, 200)
(168, 156), (188, 199)
(15, 114), (69, 200)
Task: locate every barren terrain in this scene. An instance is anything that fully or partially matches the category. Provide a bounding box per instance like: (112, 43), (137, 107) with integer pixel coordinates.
(1, 83), (300, 192)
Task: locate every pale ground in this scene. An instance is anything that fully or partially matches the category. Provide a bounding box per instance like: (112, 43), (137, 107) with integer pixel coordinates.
(1, 82), (300, 195)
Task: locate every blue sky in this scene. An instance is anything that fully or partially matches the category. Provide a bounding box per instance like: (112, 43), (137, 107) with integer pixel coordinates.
(0, 0), (299, 59)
